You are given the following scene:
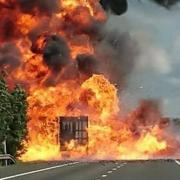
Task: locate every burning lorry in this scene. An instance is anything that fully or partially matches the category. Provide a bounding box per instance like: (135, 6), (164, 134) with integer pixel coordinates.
(58, 116), (89, 152)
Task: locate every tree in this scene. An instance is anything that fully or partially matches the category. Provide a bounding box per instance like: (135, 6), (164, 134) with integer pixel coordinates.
(0, 77), (13, 154)
(7, 85), (27, 156)
(0, 77), (27, 156)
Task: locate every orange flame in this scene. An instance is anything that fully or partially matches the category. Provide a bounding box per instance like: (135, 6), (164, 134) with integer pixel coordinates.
(0, 0), (177, 161)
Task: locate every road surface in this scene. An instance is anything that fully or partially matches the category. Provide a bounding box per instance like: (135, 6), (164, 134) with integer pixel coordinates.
(0, 160), (180, 180)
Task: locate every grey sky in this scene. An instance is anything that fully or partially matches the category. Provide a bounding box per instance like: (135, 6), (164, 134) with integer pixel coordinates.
(107, 0), (180, 117)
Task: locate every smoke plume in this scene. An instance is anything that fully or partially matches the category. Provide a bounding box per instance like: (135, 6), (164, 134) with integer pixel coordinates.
(0, 43), (21, 71)
(152, 0), (180, 7)
(18, 0), (60, 15)
(77, 54), (100, 77)
(100, 0), (128, 15)
(43, 35), (70, 72)
(95, 31), (138, 89)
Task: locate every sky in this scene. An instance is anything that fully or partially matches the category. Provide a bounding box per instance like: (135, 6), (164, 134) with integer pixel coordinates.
(106, 0), (180, 118)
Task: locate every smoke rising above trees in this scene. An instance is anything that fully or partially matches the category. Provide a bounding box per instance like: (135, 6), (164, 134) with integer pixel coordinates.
(0, 0), (180, 161)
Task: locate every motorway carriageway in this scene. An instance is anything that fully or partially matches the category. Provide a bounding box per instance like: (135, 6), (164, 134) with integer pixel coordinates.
(0, 160), (180, 180)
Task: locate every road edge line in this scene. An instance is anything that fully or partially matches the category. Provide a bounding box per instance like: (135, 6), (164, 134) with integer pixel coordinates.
(175, 160), (180, 166)
(0, 162), (79, 180)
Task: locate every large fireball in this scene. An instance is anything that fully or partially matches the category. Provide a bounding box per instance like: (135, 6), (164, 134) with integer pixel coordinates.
(0, 0), (178, 161)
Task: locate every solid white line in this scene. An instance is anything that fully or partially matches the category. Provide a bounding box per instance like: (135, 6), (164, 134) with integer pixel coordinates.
(0, 162), (79, 180)
(175, 160), (180, 166)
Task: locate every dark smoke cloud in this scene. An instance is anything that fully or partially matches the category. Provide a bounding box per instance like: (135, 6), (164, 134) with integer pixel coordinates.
(0, 0), (14, 9)
(18, 0), (60, 15)
(152, 0), (180, 7)
(100, 0), (128, 15)
(60, 6), (103, 39)
(76, 54), (100, 77)
(0, 13), (18, 42)
(128, 99), (164, 135)
(95, 31), (138, 89)
(43, 35), (70, 72)
(28, 19), (51, 53)
(99, 0), (179, 15)
(0, 43), (21, 70)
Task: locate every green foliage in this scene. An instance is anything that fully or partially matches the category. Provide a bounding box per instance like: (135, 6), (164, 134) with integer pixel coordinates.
(0, 78), (13, 142)
(0, 77), (27, 156)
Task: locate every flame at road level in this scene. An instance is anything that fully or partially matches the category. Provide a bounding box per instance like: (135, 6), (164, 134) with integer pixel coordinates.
(0, 0), (177, 161)
(20, 74), (169, 161)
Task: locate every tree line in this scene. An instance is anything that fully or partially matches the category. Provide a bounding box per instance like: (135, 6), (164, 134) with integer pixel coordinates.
(0, 77), (27, 157)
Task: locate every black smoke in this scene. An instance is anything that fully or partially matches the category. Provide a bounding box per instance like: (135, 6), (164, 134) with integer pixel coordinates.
(0, 43), (21, 70)
(76, 54), (100, 77)
(0, 11), (18, 42)
(43, 35), (70, 72)
(100, 0), (128, 15)
(18, 0), (60, 15)
(95, 31), (138, 89)
(152, 0), (180, 7)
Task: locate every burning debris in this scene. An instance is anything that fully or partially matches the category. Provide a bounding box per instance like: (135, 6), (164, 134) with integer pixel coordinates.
(0, 0), (179, 162)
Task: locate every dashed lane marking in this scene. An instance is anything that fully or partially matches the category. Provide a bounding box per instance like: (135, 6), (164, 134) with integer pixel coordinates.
(107, 171), (112, 174)
(96, 162), (127, 180)
(101, 175), (107, 178)
(112, 168), (117, 171)
(117, 163), (126, 169)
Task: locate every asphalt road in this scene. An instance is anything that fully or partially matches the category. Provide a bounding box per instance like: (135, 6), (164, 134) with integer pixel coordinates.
(0, 160), (180, 180)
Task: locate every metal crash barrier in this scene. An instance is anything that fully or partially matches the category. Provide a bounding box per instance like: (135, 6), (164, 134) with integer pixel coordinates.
(0, 154), (16, 166)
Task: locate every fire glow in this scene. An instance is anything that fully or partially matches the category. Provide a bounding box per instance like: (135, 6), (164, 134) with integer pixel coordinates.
(0, 0), (179, 162)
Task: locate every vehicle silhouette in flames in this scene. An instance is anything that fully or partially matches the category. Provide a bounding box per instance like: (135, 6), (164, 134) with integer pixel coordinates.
(59, 116), (89, 152)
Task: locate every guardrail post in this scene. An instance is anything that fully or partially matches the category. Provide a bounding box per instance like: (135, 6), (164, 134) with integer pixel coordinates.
(2, 140), (8, 166)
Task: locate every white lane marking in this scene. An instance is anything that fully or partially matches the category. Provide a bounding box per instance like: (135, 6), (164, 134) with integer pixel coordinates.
(0, 162), (79, 180)
(107, 171), (112, 174)
(117, 163), (126, 168)
(111, 162), (127, 171)
(122, 162), (127, 166)
(175, 160), (180, 165)
(97, 162), (127, 180)
(101, 174), (107, 178)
